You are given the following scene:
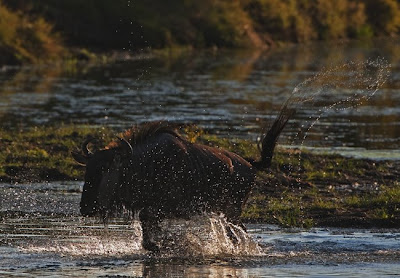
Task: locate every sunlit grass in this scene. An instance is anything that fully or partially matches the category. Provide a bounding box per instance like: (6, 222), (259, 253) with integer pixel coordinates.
(0, 125), (114, 181)
(344, 184), (400, 209)
(0, 124), (398, 227)
(0, 2), (67, 64)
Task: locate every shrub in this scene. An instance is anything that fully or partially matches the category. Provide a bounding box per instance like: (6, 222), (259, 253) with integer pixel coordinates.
(364, 0), (400, 35)
(0, 1), (66, 64)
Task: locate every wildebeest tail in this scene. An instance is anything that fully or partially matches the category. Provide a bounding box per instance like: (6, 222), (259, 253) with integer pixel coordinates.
(251, 102), (295, 170)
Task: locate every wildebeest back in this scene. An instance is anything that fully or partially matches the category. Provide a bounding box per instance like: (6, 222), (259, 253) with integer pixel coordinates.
(106, 131), (256, 220)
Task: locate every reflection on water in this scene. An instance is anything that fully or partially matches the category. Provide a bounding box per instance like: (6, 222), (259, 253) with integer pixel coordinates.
(0, 40), (400, 158)
(1, 182), (400, 277)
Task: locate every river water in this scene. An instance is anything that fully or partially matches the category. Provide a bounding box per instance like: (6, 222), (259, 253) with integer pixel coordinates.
(1, 182), (400, 277)
(0, 40), (400, 159)
(1, 40), (400, 277)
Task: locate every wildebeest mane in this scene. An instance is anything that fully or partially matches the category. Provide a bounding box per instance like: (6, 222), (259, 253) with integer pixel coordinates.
(106, 107), (295, 170)
(107, 121), (182, 150)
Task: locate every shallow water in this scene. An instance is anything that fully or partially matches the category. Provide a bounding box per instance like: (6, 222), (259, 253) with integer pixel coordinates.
(1, 40), (400, 159)
(1, 182), (400, 277)
(1, 40), (400, 276)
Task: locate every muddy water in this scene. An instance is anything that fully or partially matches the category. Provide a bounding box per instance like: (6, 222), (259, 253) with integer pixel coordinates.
(1, 182), (400, 277)
(0, 40), (400, 159)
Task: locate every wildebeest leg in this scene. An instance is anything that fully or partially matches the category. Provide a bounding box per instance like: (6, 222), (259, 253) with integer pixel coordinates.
(223, 202), (248, 244)
(139, 208), (161, 252)
(224, 201), (247, 230)
(225, 224), (239, 244)
(231, 218), (247, 232)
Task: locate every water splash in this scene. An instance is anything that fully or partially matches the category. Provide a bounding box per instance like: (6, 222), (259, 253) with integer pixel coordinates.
(282, 58), (391, 172)
(19, 213), (263, 258)
(20, 219), (144, 257)
(155, 213), (264, 257)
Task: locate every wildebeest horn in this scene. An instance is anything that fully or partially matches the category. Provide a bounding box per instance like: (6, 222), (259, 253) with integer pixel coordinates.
(82, 136), (95, 157)
(117, 136), (133, 156)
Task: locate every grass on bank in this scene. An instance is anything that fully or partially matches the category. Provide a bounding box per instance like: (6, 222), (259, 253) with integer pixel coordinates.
(202, 132), (400, 227)
(0, 124), (399, 227)
(0, 125), (114, 181)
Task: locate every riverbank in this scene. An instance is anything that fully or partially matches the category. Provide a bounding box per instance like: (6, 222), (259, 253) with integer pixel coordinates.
(1, 0), (400, 65)
(1, 124), (399, 228)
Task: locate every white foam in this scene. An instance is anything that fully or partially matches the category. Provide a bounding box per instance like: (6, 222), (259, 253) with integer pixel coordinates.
(21, 220), (144, 257)
(21, 213), (263, 258)
(155, 213), (264, 257)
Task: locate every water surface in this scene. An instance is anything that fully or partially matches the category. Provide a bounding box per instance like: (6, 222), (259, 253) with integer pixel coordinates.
(1, 182), (400, 277)
(1, 40), (400, 159)
(1, 40), (400, 277)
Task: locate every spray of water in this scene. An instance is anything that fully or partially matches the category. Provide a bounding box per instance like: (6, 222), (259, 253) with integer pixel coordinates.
(21, 219), (144, 257)
(155, 213), (264, 257)
(20, 213), (263, 258)
(282, 58), (391, 172)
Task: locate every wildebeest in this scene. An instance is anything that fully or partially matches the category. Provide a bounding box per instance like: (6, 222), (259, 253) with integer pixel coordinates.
(72, 104), (294, 251)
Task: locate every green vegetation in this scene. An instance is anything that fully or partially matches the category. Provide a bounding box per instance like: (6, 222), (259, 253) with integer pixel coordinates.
(2, 0), (400, 64)
(0, 125), (114, 182)
(0, 1), (66, 64)
(0, 124), (399, 228)
(202, 133), (400, 228)
(246, 0), (375, 42)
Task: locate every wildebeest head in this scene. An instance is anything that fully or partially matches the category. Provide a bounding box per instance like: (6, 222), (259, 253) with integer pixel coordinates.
(72, 136), (133, 218)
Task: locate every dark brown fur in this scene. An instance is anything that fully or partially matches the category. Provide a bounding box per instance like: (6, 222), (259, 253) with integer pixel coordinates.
(72, 105), (295, 251)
